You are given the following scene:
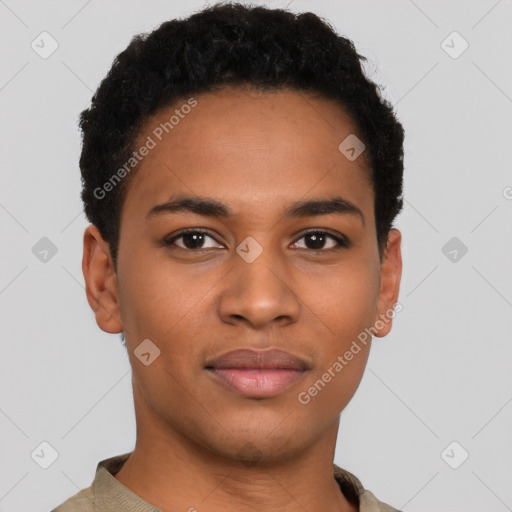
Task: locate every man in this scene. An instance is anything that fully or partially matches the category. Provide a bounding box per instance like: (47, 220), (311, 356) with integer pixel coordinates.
(54, 2), (404, 510)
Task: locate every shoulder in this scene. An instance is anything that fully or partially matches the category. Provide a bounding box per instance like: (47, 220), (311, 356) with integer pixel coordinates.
(51, 452), (133, 511)
(359, 489), (403, 512)
(333, 464), (402, 512)
(51, 485), (95, 511)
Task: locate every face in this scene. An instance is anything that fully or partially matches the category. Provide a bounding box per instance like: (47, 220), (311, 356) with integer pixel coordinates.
(83, 87), (402, 462)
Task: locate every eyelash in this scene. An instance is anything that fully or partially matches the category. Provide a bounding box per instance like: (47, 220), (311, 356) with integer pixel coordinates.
(163, 228), (349, 251)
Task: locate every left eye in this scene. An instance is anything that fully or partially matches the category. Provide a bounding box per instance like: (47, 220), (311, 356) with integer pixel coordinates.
(165, 230), (347, 251)
(291, 231), (347, 250)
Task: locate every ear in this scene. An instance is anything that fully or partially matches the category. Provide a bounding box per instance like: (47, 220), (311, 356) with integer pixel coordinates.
(82, 225), (123, 334)
(372, 228), (402, 338)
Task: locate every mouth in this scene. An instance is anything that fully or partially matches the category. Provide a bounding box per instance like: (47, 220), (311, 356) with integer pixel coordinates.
(204, 348), (309, 398)
(206, 368), (307, 398)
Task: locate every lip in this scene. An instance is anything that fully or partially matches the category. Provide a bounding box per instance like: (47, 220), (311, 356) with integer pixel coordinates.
(205, 348), (310, 398)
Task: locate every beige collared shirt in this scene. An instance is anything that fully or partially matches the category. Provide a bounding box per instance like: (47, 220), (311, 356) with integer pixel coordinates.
(52, 452), (401, 511)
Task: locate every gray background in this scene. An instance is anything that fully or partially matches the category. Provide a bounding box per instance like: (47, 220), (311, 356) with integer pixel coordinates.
(1, 0), (511, 510)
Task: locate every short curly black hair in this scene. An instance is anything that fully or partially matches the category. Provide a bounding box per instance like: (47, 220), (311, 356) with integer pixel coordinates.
(79, 1), (404, 270)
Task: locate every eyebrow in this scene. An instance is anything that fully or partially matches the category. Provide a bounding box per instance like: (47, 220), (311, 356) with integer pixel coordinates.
(146, 194), (365, 226)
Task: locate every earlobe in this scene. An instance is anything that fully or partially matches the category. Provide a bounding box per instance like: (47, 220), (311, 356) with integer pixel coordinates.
(372, 228), (402, 338)
(82, 225), (123, 334)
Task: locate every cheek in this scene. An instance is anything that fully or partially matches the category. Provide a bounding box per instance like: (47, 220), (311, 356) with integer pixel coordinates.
(298, 263), (377, 391)
(117, 258), (216, 388)
(300, 261), (379, 337)
(117, 251), (204, 340)
(298, 346), (370, 418)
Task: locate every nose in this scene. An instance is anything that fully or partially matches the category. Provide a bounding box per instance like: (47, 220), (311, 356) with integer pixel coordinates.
(217, 246), (301, 330)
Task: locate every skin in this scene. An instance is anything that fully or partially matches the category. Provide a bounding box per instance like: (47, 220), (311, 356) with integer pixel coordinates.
(82, 87), (402, 512)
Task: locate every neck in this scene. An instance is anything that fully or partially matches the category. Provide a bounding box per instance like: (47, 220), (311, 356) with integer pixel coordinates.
(114, 385), (358, 512)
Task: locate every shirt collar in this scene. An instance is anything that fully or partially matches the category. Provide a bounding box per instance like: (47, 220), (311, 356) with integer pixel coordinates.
(93, 452), (160, 511)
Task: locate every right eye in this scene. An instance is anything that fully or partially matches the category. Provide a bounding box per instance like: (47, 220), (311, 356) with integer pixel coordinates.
(164, 229), (225, 251)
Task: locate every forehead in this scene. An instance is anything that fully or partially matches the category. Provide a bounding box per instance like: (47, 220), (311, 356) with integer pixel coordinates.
(122, 87), (373, 222)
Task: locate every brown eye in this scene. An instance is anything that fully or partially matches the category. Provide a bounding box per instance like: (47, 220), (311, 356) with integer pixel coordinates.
(291, 231), (348, 251)
(165, 230), (223, 250)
